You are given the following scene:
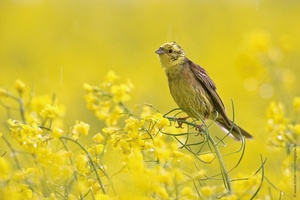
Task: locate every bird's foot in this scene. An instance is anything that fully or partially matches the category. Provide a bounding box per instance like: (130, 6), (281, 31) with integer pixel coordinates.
(175, 116), (190, 128)
(195, 124), (205, 136)
(195, 118), (207, 136)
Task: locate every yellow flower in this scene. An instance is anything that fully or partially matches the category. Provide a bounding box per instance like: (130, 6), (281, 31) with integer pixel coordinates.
(141, 105), (153, 119)
(126, 79), (135, 91)
(18, 184), (33, 199)
(173, 168), (184, 182)
(233, 173), (261, 196)
(118, 139), (131, 154)
(104, 70), (119, 86)
(86, 178), (102, 194)
(124, 116), (144, 134)
(51, 150), (72, 166)
(83, 83), (93, 92)
(156, 186), (169, 199)
(44, 151), (72, 180)
(102, 127), (118, 135)
(40, 104), (59, 118)
(72, 121), (90, 138)
(105, 105), (123, 126)
(144, 141), (155, 152)
(93, 133), (104, 144)
(291, 124), (300, 136)
(60, 165), (74, 180)
(13, 170), (26, 182)
(110, 84), (131, 103)
(95, 100), (111, 120)
(8, 120), (45, 153)
(84, 93), (98, 110)
(170, 150), (184, 162)
(266, 101), (287, 124)
(246, 30), (272, 53)
(52, 127), (63, 138)
(13, 168), (35, 182)
(200, 186), (214, 197)
(24, 188), (33, 199)
(152, 113), (170, 130)
(0, 157), (11, 180)
(15, 79), (26, 94)
(7, 118), (19, 127)
(88, 144), (104, 155)
(75, 177), (89, 195)
(36, 147), (52, 168)
(76, 154), (89, 174)
(156, 168), (172, 186)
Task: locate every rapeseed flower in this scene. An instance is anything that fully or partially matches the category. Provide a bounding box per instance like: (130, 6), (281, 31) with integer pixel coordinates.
(72, 120), (90, 139)
(14, 79), (25, 94)
(1, 71), (297, 199)
(40, 104), (59, 119)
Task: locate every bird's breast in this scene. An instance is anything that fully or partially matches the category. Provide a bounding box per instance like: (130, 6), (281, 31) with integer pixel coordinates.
(166, 65), (214, 119)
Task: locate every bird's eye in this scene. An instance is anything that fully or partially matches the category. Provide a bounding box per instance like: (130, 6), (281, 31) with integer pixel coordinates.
(168, 49), (173, 53)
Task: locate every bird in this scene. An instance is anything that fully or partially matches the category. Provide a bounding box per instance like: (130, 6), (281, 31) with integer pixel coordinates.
(155, 42), (253, 141)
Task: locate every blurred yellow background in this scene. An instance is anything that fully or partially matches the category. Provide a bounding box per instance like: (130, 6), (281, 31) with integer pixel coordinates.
(0, 0), (300, 197)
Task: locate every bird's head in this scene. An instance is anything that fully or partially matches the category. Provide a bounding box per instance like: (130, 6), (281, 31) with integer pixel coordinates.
(155, 42), (186, 68)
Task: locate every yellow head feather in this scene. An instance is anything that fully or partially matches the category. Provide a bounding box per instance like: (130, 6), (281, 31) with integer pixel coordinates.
(155, 42), (186, 69)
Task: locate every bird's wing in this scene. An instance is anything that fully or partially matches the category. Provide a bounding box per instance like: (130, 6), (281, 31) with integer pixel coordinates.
(187, 59), (231, 125)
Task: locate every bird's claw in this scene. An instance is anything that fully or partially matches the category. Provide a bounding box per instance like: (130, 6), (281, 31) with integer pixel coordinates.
(195, 124), (204, 136)
(175, 116), (190, 128)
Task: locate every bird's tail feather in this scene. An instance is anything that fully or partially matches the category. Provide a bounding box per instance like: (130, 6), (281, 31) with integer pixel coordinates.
(216, 119), (253, 141)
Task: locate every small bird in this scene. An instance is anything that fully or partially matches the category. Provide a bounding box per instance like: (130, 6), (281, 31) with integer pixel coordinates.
(155, 42), (253, 141)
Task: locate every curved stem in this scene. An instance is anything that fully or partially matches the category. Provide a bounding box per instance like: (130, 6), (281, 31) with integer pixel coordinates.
(1, 135), (22, 170)
(60, 136), (106, 194)
(60, 138), (84, 200)
(164, 114), (233, 194)
(16, 93), (26, 123)
(207, 133), (232, 194)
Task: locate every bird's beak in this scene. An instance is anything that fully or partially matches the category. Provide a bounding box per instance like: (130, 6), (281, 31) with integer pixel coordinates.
(155, 47), (164, 55)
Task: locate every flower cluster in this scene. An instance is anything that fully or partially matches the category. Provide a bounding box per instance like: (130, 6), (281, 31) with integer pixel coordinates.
(266, 98), (300, 149)
(0, 73), (290, 199)
(84, 70), (134, 126)
(0, 80), (109, 199)
(237, 30), (296, 100)
(265, 98), (300, 197)
(82, 72), (268, 199)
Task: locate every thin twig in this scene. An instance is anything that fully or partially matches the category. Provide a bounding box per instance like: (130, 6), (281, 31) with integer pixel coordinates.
(1, 135), (22, 170)
(207, 133), (232, 193)
(60, 136), (107, 194)
(250, 154), (267, 199)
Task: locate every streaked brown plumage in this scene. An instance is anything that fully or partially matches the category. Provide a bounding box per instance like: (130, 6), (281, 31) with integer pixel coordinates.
(155, 42), (253, 141)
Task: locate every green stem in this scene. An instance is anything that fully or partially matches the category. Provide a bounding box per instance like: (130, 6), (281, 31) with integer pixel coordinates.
(207, 133), (232, 194)
(164, 115), (232, 194)
(60, 136), (106, 194)
(6, 93), (26, 122)
(250, 155), (267, 199)
(2, 135), (22, 170)
(17, 94), (26, 123)
(60, 138), (84, 200)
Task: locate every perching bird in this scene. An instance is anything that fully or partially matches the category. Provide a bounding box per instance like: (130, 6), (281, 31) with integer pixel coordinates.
(155, 42), (253, 141)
